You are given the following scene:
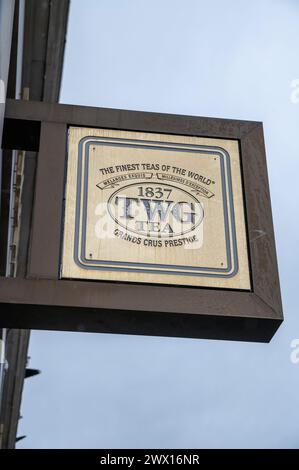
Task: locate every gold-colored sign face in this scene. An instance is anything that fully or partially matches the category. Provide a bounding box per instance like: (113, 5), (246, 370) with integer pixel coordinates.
(61, 127), (251, 289)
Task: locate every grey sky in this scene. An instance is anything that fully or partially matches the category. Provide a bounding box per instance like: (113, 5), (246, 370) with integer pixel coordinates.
(17, 0), (299, 448)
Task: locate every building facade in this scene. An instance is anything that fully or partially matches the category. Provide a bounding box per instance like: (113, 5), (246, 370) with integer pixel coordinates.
(0, 0), (69, 448)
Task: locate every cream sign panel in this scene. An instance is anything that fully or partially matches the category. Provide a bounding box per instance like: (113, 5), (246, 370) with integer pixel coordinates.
(61, 127), (250, 289)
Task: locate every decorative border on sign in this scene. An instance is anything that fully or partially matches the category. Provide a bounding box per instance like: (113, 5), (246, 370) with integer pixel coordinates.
(72, 136), (239, 278)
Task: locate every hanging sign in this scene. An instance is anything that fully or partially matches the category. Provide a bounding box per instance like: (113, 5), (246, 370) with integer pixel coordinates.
(62, 127), (250, 289)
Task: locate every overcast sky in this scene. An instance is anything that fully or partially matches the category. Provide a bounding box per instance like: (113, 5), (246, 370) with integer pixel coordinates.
(17, 0), (299, 448)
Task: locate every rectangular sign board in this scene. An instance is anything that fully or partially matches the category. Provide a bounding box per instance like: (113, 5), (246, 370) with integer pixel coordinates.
(62, 127), (250, 290)
(1, 100), (283, 341)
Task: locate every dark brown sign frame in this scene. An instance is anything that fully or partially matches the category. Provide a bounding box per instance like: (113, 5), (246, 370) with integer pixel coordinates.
(0, 99), (283, 342)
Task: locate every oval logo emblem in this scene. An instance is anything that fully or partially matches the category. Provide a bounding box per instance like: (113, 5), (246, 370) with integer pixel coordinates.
(107, 182), (204, 238)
